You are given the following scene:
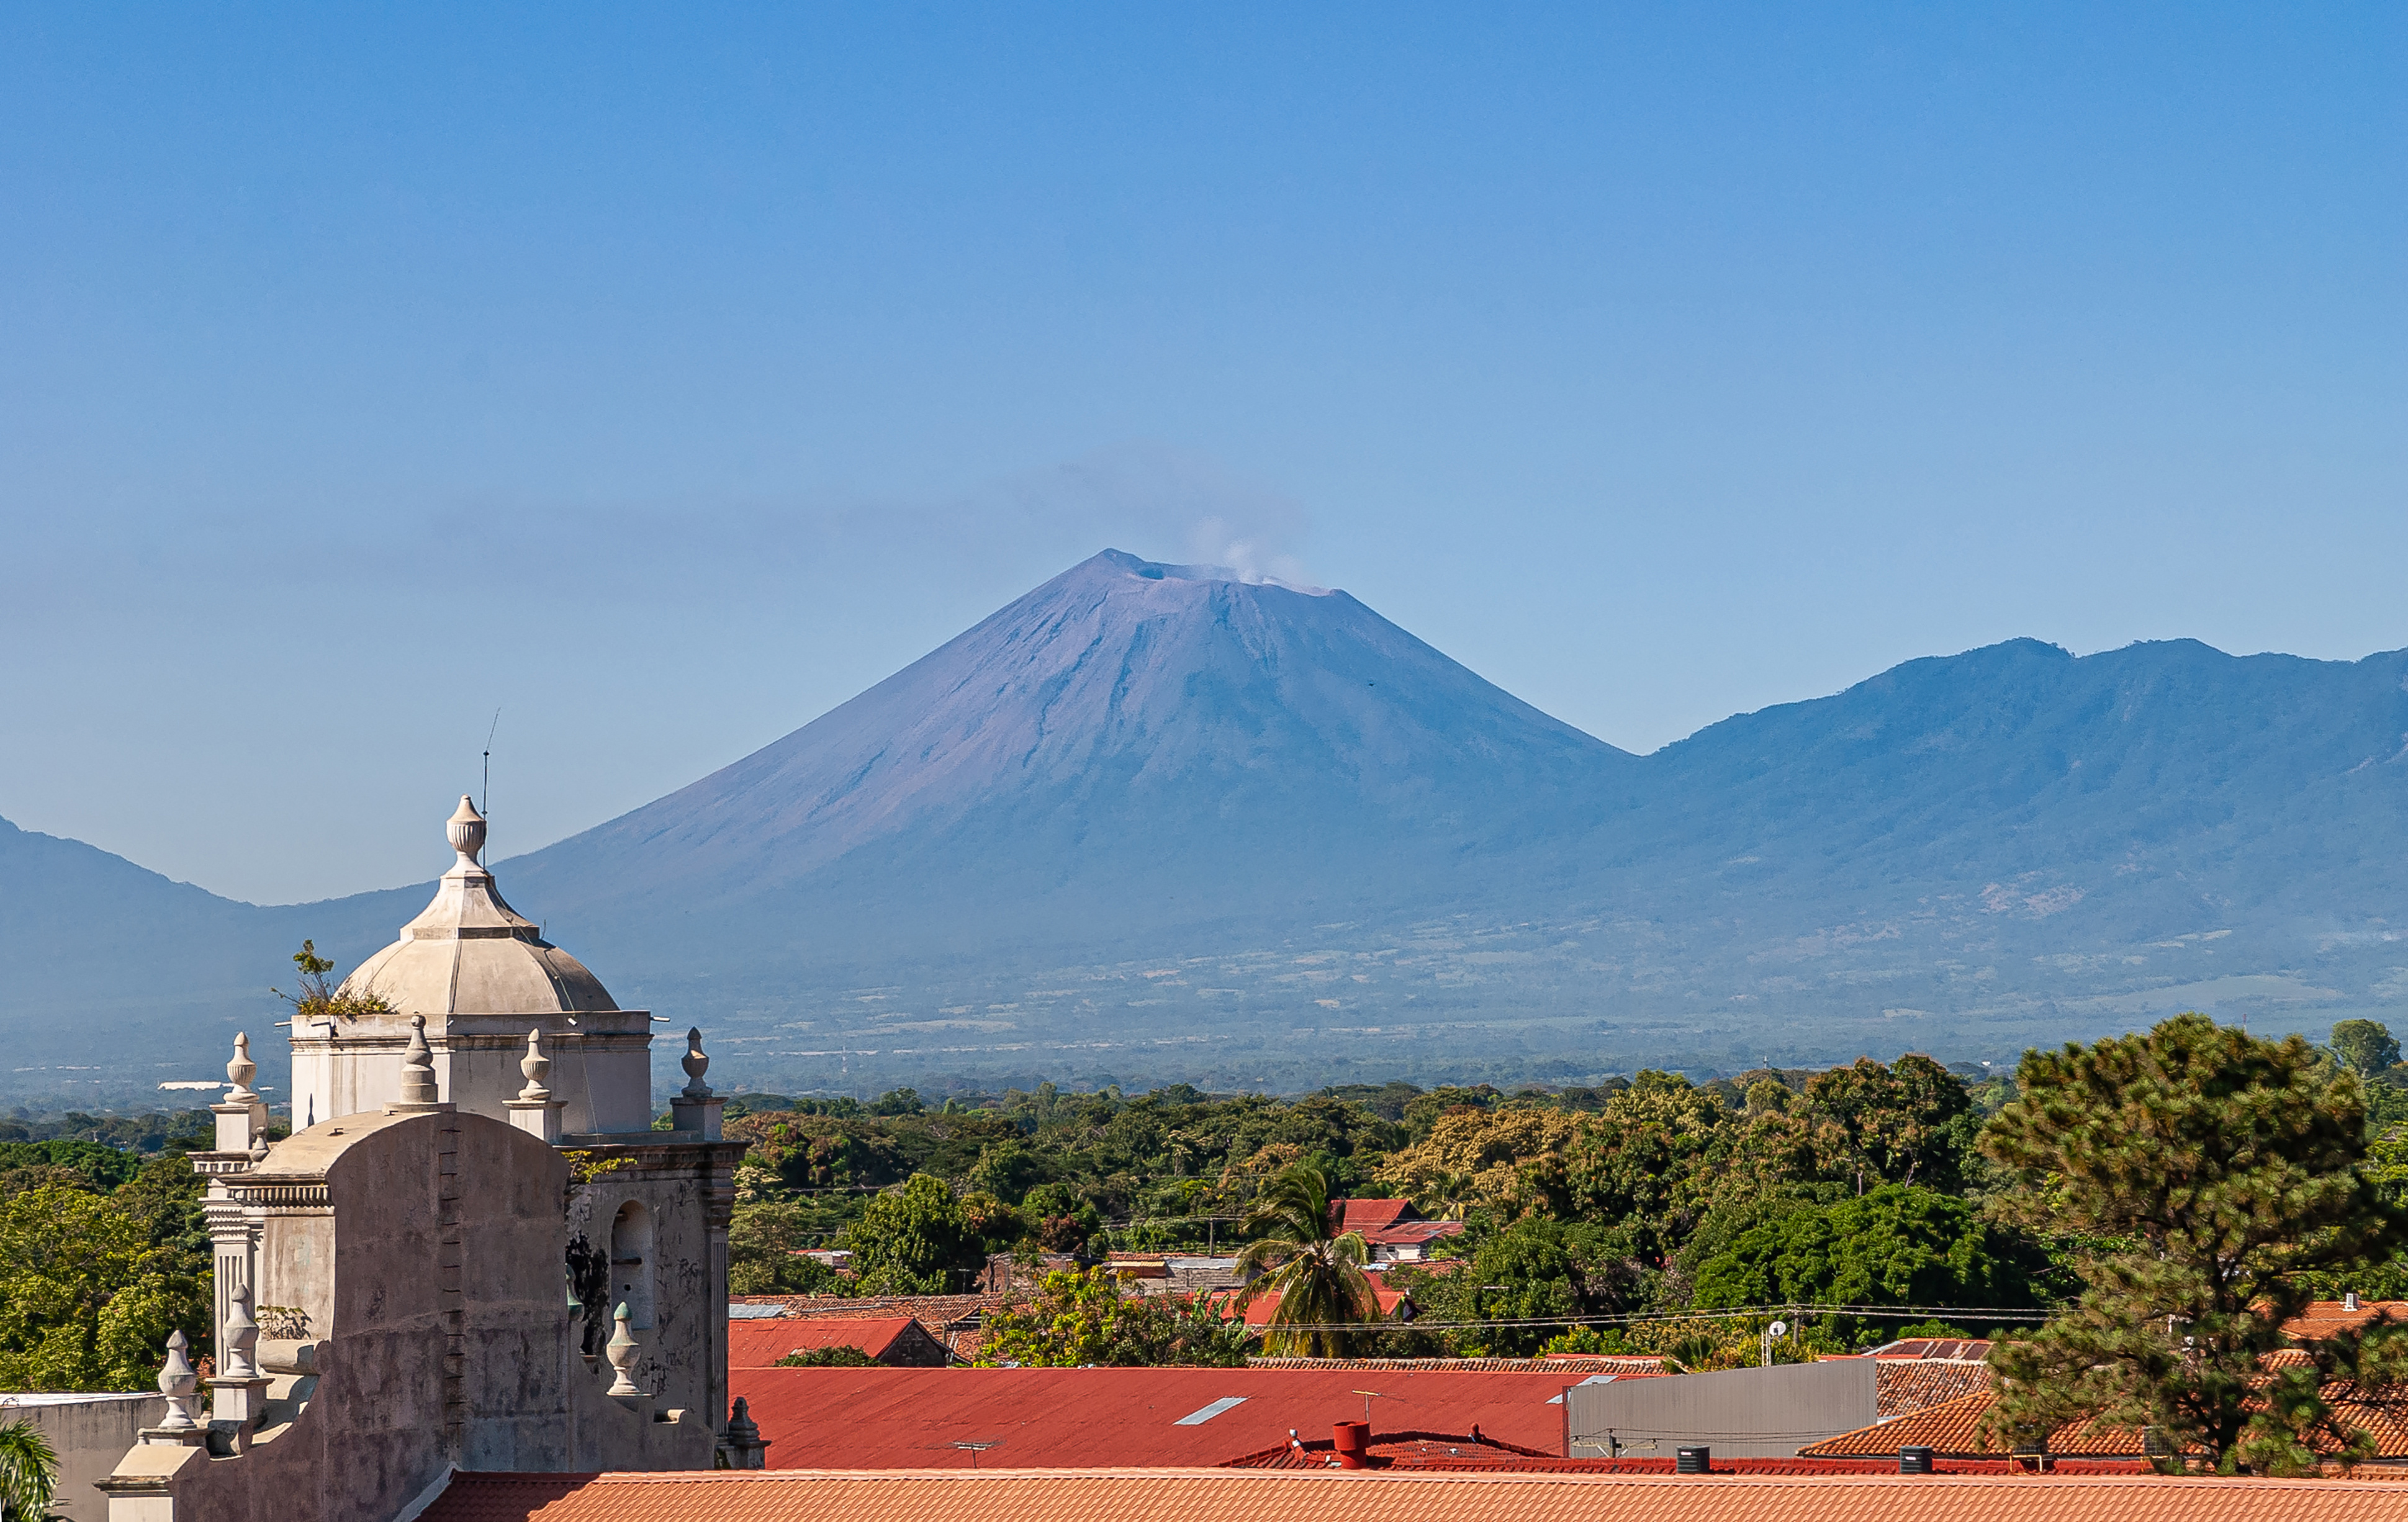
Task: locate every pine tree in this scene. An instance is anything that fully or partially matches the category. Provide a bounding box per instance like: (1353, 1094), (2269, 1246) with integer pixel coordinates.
(1980, 1014), (2404, 1473)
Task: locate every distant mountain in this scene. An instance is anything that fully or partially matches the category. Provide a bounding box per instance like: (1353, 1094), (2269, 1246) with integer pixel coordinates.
(7, 550), (2407, 1104)
(503, 548), (1628, 968)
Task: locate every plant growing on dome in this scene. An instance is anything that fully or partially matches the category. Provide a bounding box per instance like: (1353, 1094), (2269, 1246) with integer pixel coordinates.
(271, 940), (394, 1022)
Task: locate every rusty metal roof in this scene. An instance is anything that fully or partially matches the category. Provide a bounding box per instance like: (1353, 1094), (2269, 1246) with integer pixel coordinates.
(419, 1467), (2408, 1522)
(729, 1316), (924, 1367)
(726, 1366), (1583, 1467)
(1251, 1356), (1668, 1376)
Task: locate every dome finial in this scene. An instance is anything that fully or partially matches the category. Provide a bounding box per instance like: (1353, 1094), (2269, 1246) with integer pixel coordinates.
(447, 795), (487, 867)
(518, 1027), (553, 1102)
(225, 1031), (259, 1104)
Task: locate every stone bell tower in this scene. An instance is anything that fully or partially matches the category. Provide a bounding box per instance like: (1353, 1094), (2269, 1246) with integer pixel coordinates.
(183, 798), (747, 1472)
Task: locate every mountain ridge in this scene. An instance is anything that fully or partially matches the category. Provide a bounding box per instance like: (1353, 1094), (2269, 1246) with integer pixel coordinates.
(6, 549), (2406, 1103)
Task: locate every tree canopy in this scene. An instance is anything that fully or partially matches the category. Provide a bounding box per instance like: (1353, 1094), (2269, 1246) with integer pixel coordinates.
(1980, 1014), (2405, 1473)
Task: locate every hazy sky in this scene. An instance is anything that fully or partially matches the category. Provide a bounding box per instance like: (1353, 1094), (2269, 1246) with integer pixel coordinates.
(3, 5), (2402, 904)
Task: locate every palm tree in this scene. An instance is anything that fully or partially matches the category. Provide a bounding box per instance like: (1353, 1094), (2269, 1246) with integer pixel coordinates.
(0, 1418), (57, 1522)
(1234, 1163), (1383, 1357)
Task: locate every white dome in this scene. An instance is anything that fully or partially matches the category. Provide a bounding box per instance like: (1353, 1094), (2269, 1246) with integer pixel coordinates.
(340, 796), (620, 1017)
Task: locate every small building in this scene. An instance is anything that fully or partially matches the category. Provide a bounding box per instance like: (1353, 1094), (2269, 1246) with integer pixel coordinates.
(1565, 1358), (1882, 1461)
(1333, 1199), (1465, 1264)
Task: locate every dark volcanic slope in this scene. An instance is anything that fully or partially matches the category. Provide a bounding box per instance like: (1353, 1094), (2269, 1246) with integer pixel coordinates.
(503, 549), (1631, 966)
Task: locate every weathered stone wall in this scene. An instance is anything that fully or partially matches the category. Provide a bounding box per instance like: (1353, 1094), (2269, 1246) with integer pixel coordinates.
(562, 1138), (742, 1429)
(104, 1110), (712, 1522)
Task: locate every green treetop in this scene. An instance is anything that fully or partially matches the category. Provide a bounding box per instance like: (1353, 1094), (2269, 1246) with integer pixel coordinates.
(2332, 1020), (2402, 1080)
(1980, 1013), (2405, 1474)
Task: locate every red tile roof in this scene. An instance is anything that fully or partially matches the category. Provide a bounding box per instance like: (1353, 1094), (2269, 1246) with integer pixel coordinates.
(1874, 1359), (1991, 1418)
(2286, 1300), (2408, 1340)
(1869, 1338), (1994, 1362)
(419, 1467), (2408, 1522)
(1803, 1383), (2408, 1461)
(725, 1366), (1586, 1467)
(729, 1317), (942, 1367)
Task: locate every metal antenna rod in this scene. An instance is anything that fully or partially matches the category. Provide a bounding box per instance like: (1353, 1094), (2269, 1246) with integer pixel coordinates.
(482, 709), (501, 817)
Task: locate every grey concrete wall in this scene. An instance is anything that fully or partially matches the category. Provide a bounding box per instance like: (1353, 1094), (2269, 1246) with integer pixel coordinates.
(0, 1394), (161, 1520)
(1565, 1358), (1880, 1460)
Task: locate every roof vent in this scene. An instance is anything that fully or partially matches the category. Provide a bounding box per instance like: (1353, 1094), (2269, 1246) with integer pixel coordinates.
(1900, 1446), (1936, 1474)
(1675, 1446), (1710, 1475)
(2347, 1291), (2361, 1312)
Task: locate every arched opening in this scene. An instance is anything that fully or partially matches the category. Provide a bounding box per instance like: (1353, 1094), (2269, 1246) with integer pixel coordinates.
(609, 1199), (656, 1331)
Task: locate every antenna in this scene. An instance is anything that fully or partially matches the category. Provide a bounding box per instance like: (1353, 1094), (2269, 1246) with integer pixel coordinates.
(482, 708), (501, 817)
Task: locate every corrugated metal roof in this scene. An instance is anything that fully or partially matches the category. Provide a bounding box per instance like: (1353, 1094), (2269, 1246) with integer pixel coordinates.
(726, 1366), (1582, 1467)
(419, 1466), (2408, 1522)
(729, 1317), (922, 1367)
(1336, 1199), (1419, 1233)
(1222, 1283), (1414, 1326)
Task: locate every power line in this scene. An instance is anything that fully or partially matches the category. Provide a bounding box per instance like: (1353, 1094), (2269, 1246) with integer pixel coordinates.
(1240, 1303), (2054, 1333)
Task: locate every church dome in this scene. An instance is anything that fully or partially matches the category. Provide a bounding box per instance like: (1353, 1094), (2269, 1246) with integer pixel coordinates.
(340, 796), (620, 1015)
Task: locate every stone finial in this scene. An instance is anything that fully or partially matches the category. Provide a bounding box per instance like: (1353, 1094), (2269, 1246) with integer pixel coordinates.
(222, 1279), (259, 1380)
(446, 794), (487, 867)
(225, 1032), (259, 1103)
(724, 1395), (769, 1467)
(680, 1026), (711, 1098)
(248, 1130), (270, 1165)
(398, 1014), (438, 1105)
(156, 1331), (199, 1430)
(605, 1303), (644, 1397)
(518, 1027), (553, 1102)
(726, 1396), (760, 1445)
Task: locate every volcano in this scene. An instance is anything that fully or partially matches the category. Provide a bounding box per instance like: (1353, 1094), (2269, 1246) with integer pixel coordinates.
(502, 548), (1632, 967)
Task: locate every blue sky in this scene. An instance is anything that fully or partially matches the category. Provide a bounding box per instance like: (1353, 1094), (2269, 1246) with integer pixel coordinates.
(2, 4), (2402, 902)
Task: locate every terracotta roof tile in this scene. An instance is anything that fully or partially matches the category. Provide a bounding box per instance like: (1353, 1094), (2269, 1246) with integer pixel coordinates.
(421, 1466), (2408, 1522)
(2286, 1301), (2408, 1340)
(1869, 1339), (1994, 1361)
(1805, 1382), (2408, 1461)
(1875, 1360), (1991, 1418)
